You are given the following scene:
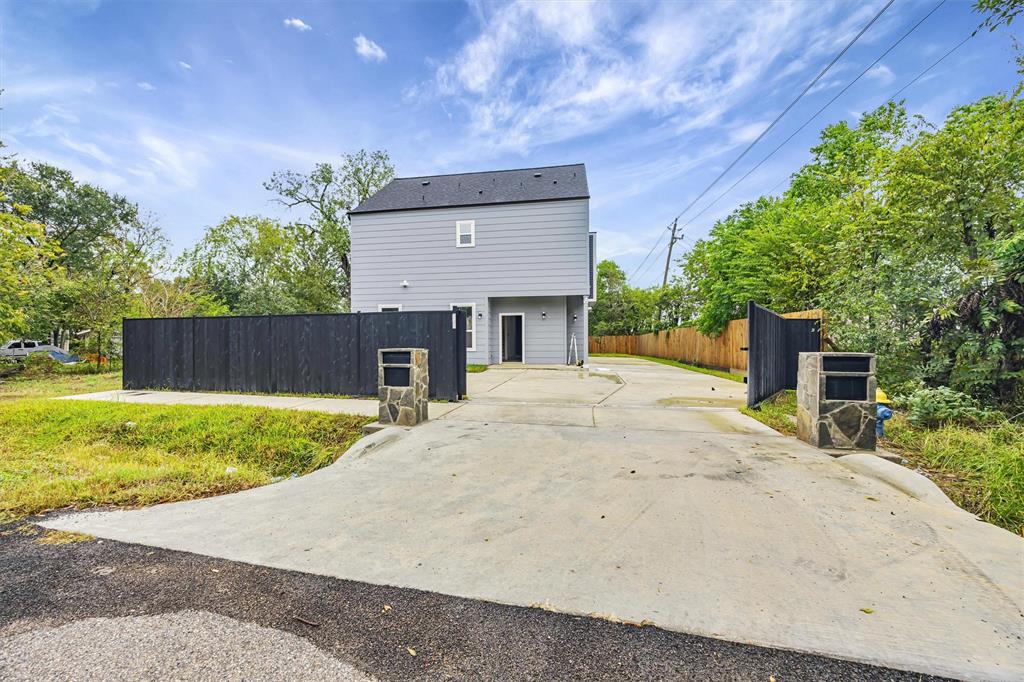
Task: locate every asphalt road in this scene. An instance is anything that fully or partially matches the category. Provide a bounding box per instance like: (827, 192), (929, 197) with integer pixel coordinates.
(0, 523), (949, 681)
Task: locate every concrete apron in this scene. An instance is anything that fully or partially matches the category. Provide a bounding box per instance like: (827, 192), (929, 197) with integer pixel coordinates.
(42, 420), (1024, 681)
(43, 359), (1024, 680)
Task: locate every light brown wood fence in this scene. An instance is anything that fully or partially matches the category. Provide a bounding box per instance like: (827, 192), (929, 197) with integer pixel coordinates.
(589, 309), (825, 375)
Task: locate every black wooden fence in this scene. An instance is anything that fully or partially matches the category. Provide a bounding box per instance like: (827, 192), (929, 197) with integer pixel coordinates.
(123, 311), (467, 401)
(746, 301), (822, 407)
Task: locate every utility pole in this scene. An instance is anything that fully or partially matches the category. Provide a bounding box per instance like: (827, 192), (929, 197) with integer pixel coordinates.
(662, 218), (679, 287)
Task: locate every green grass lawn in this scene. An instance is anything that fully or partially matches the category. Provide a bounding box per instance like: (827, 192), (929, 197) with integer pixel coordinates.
(467, 364), (488, 373)
(740, 390), (798, 434)
(590, 353), (744, 383)
(0, 368), (123, 400)
(0, 370), (371, 522)
(743, 390), (1024, 535)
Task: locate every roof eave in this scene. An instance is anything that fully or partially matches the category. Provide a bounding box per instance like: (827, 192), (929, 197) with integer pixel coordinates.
(348, 194), (591, 216)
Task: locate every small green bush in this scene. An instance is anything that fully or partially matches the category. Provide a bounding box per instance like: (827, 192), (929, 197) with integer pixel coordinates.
(903, 387), (999, 428)
(20, 353), (65, 377)
(17, 351), (121, 377)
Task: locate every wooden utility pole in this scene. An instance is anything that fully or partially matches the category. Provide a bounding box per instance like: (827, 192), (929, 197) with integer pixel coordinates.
(662, 218), (679, 287)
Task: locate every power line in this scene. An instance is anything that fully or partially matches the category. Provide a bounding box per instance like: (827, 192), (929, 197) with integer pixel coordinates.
(639, 233), (694, 284)
(629, 0), (894, 285)
(662, 26), (975, 284)
(634, 239), (672, 283)
(887, 33), (971, 100)
(674, 0), (949, 235)
(664, 0), (895, 227)
(693, 21), (972, 226)
(627, 223), (669, 280)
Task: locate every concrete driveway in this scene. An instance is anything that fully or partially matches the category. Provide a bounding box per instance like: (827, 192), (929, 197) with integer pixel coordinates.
(43, 358), (1024, 681)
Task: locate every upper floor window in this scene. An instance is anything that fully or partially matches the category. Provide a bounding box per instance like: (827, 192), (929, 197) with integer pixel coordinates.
(456, 220), (475, 247)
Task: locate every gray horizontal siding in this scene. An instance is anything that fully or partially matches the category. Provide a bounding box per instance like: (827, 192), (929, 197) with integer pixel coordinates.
(351, 198), (589, 365)
(490, 297), (567, 365)
(350, 199), (590, 310)
(566, 296), (588, 364)
(372, 299), (489, 365)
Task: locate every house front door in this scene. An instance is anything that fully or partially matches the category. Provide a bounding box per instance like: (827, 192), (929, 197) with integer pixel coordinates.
(500, 314), (524, 363)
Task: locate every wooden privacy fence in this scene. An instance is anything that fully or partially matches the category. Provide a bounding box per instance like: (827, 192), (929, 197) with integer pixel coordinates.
(589, 308), (825, 375)
(122, 311), (467, 401)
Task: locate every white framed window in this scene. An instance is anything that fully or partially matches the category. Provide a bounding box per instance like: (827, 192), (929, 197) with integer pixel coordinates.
(378, 304), (402, 312)
(450, 303), (476, 351)
(455, 220), (475, 247)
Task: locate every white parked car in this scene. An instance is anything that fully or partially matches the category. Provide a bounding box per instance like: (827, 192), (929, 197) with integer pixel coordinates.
(1, 340), (68, 360)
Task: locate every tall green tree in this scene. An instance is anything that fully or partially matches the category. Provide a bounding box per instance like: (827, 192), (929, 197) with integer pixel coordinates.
(263, 149), (395, 308)
(0, 160), (167, 348)
(180, 215), (303, 315)
(975, 0), (1024, 30)
(0, 178), (62, 342)
(589, 260), (677, 336)
(676, 89), (1024, 408)
(130, 277), (229, 319)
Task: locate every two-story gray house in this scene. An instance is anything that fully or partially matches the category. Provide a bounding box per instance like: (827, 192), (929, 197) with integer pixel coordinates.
(349, 164), (595, 365)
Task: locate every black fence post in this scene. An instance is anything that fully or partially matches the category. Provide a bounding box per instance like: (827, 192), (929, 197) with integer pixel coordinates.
(191, 315), (197, 392)
(355, 311), (362, 395)
(267, 313), (274, 393)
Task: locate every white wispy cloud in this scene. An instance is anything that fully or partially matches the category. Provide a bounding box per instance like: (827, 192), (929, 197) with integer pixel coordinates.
(138, 132), (207, 188)
(353, 34), (387, 62)
(866, 63), (895, 84)
(178, 60), (192, 70)
(728, 120), (771, 144)
(58, 136), (115, 165)
(416, 0), (878, 160)
(5, 76), (97, 101)
(40, 103), (79, 124)
(137, 81), (156, 91)
(284, 17), (312, 32)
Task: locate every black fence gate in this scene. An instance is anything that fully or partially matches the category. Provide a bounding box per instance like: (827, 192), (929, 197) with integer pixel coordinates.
(123, 311), (467, 401)
(746, 301), (821, 407)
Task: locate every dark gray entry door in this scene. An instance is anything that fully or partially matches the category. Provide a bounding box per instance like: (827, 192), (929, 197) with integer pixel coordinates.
(501, 315), (524, 362)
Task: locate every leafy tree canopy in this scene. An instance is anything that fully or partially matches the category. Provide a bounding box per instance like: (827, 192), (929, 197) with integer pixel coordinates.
(676, 91), (1023, 408)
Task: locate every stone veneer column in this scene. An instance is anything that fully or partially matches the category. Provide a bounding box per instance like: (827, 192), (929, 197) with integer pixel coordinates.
(378, 348), (429, 427)
(796, 352), (876, 450)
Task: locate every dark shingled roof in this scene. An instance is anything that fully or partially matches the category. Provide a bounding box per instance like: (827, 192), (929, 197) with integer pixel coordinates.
(350, 163), (588, 214)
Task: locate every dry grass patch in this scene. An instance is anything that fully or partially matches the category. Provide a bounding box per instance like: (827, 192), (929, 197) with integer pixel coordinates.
(34, 529), (94, 545)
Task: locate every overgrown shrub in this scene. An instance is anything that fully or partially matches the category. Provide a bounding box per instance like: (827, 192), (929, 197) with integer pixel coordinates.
(903, 387), (999, 428)
(19, 352), (120, 377)
(20, 353), (66, 377)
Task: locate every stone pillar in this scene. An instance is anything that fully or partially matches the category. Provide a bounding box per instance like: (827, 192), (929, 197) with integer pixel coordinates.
(796, 352), (876, 450)
(378, 348), (429, 426)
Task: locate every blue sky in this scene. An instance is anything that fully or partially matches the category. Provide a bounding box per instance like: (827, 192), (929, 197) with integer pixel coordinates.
(3, 0), (1021, 286)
